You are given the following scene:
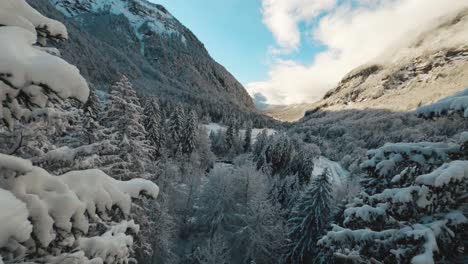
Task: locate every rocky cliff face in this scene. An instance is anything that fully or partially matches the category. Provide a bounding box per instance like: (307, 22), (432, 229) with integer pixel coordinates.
(308, 8), (468, 115)
(27, 0), (255, 120)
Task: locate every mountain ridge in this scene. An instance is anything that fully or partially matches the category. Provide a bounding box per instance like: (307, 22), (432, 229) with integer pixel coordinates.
(27, 0), (256, 122)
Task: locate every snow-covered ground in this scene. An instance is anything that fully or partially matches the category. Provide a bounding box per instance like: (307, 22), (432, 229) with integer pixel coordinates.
(203, 123), (276, 142)
(313, 156), (350, 193)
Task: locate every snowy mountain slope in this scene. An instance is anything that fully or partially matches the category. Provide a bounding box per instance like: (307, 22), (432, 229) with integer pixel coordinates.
(51, 0), (183, 43)
(310, 8), (468, 114)
(27, 0), (256, 121)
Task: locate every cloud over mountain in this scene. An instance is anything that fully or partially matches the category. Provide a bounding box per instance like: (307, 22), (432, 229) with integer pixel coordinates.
(249, 0), (468, 105)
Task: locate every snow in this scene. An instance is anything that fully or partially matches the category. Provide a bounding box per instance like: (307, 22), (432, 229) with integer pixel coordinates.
(0, 189), (32, 248)
(0, 0), (68, 38)
(0, 154), (159, 261)
(0, 2), (159, 262)
(78, 221), (137, 263)
(119, 178), (160, 199)
(0, 25), (89, 128)
(0, 153), (33, 174)
(313, 156), (349, 189)
(52, 0), (183, 43)
(0, 27), (88, 100)
(10, 166), (89, 246)
(361, 142), (459, 177)
(343, 204), (388, 225)
(318, 224), (398, 247)
(61, 169), (159, 220)
(460, 131), (468, 143)
(417, 88), (468, 118)
(43, 142), (114, 164)
(416, 160), (468, 187)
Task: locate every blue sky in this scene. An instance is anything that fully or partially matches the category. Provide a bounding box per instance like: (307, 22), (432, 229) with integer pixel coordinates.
(154, 0), (320, 86)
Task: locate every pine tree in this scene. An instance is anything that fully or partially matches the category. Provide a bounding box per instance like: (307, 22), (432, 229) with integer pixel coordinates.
(183, 110), (198, 155)
(286, 169), (333, 263)
(168, 105), (185, 155)
(144, 98), (163, 159)
(225, 122), (235, 151)
(82, 89), (102, 144)
(244, 122), (252, 153)
(102, 76), (152, 180)
(253, 129), (269, 161)
(290, 144), (320, 185)
(263, 134), (294, 176)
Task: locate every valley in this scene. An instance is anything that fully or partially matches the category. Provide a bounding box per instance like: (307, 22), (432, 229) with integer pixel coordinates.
(0, 1), (467, 264)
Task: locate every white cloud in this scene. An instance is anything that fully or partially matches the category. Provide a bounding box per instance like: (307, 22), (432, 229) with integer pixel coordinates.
(250, 0), (468, 105)
(261, 0), (337, 53)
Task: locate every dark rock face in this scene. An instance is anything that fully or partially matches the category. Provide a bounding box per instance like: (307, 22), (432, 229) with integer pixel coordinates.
(28, 0), (255, 118)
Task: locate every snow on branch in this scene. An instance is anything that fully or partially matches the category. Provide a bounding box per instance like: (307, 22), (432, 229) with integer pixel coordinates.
(417, 88), (468, 118)
(0, 154), (159, 263)
(0, 1), (88, 129)
(361, 142), (459, 178)
(0, 189), (32, 251)
(0, 0), (68, 39)
(416, 160), (468, 187)
(321, 140), (468, 263)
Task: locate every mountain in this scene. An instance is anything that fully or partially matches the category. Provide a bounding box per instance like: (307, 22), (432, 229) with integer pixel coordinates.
(268, 8), (468, 121)
(27, 0), (256, 121)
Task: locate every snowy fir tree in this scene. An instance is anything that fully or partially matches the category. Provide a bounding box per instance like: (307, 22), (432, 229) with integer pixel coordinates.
(102, 76), (152, 180)
(290, 143), (321, 185)
(286, 168), (333, 264)
(82, 88), (102, 144)
(144, 97), (163, 159)
(182, 110), (198, 155)
(261, 133), (294, 176)
(225, 121), (236, 152)
(319, 137), (468, 263)
(244, 121), (253, 152)
(168, 105), (185, 155)
(253, 129), (269, 161)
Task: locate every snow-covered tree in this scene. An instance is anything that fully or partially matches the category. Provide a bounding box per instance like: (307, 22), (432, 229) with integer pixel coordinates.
(225, 122), (235, 152)
(234, 168), (286, 263)
(253, 129), (269, 160)
(0, 0), (88, 130)
(244, 121), (253, 152)
(0, 154), (159, 263)
(417, 89), (468, 119)
(195, 167), (236, 237)
(168, 105), (185, 155)
(261, 133), (294, 176)
(0, 3), (160, 263)
(360, 142), (460, 194)
(82, 88), (102, 144)
(193, 161), (286, 263)
(290, 143), (321, 185)
(102, 76), (152, 180)
(319, 139), (468, 263)
(182, 110), (198, 155)
(286, 169), (333, 263)
(144, 97), (163, 159)
(193, 233), (231, 264)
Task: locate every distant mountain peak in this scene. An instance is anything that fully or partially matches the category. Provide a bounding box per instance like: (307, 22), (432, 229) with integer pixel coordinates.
(51, 0), (187, 44)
